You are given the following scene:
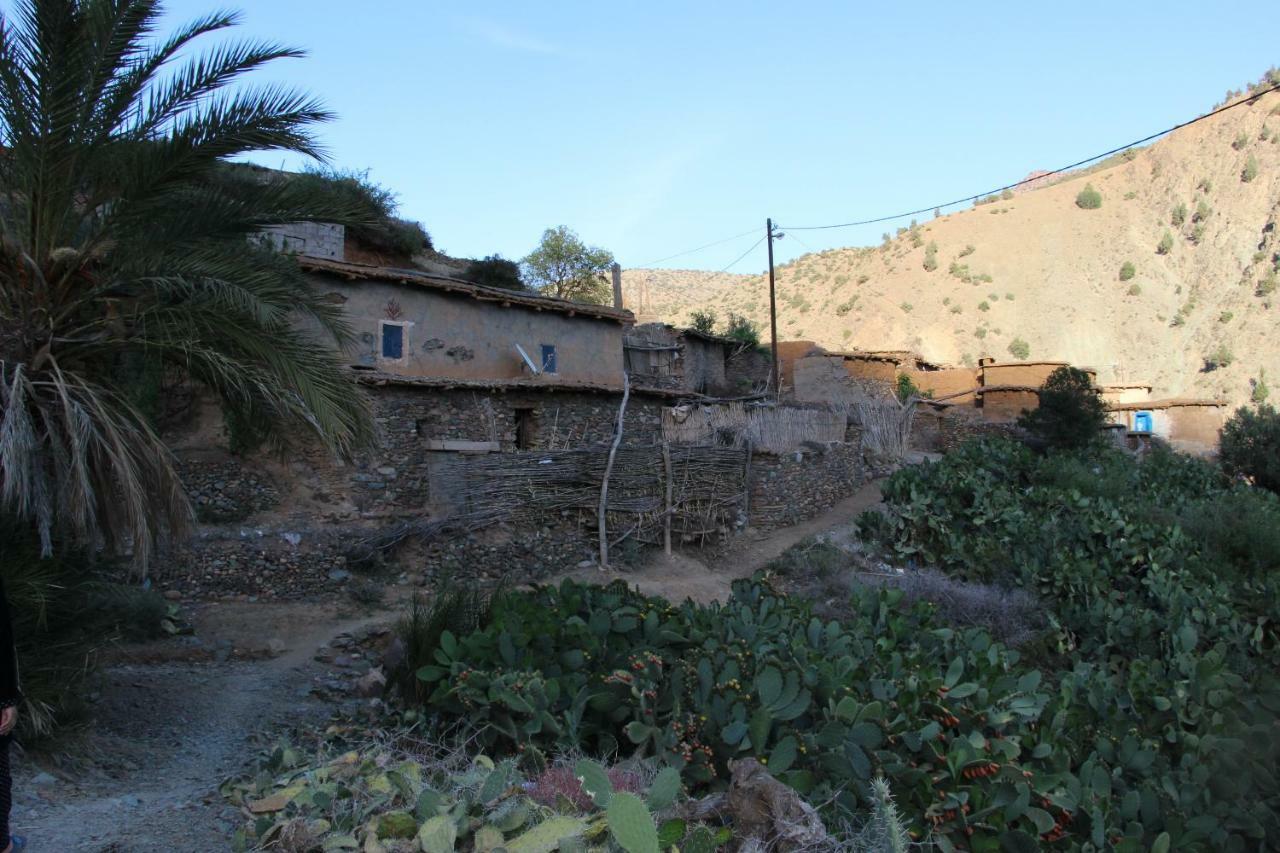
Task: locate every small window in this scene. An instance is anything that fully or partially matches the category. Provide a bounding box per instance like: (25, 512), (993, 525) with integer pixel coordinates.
(541, 344), (557, 374)
(381, 322), (405, 360)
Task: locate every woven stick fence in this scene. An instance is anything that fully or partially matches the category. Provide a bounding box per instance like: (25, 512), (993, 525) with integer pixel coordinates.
(662, 403), (848, 455)
(440, 445), (748, 548)
(854, 397), (917, 460)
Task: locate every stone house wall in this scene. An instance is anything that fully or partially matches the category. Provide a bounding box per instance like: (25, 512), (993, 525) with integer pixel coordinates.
(748, 434), (865, 529)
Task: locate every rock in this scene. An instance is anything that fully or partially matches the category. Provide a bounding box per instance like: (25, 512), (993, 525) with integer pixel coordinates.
(382, 636), (406, 671)
(31, 771), (57, 788)
(355, 666), (387, 698)
(267, 638), (286, 655)
(328, 568), (351, 583)
(163, 589), (182, 601)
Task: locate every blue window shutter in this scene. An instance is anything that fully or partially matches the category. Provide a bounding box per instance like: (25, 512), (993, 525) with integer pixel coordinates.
(382, 324), (404, 359)
(541, 344), (557, 374)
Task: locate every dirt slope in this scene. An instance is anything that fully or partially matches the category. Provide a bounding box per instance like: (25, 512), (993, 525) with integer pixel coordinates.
(623, 88), (1280, 407)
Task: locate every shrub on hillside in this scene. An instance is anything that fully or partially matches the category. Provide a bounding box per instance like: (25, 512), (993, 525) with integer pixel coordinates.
(1074, 183), (1102, 209)
(1203, 343), (1234, 371)
(1007, 337), (1030, 359)
(1193, 199), (1212, 223)
(1157, 230), (1175, 254)
(1119, 261), (1136, 281)
(1017, 366), (1107, 450)
(1233, 131), (1250, 151)
(1242, 154), (1259, 183)
(922, 242), (938, 272)
(1127, 283), (1142, 296)
(465, 254), (526, 291)
(1254, 369), (1271, 405)
(1171, 203), (1187, 227)
(1220, 404), (1280, 492)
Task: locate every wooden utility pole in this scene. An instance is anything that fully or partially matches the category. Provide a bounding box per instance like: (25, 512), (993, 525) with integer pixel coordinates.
(766, 218), (780, 396)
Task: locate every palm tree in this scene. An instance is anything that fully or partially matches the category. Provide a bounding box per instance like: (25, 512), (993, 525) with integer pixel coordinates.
(0, 1), (374, 568)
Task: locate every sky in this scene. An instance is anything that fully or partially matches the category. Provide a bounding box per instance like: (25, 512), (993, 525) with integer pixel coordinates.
(153, 0), (1279, 272)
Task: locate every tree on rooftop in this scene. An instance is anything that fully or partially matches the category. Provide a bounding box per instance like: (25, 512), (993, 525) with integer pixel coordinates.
(0, 0), (374, 568)
(522, 226), (615, 304)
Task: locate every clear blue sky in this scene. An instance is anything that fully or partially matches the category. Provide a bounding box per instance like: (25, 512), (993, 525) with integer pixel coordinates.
(158, 0), (1276, 271)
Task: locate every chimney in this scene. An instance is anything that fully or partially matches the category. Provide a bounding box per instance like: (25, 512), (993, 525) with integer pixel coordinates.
(611, 262), (623, 310)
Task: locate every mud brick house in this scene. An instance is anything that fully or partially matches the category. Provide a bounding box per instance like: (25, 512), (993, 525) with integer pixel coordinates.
(1106, 398), (1226, 455)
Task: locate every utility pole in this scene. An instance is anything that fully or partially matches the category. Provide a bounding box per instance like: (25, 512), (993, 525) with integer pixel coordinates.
(766, 218), (780, 397)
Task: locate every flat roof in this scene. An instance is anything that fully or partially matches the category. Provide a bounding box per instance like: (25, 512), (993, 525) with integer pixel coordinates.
(351, 369), (692, 399)
(300, 257), (634, 324)
(1107, 397), (1226, 411)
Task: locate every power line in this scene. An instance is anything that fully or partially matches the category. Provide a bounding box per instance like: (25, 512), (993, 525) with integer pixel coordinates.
(719, 234), (766, 272)
(636, 226), (759, 267)
(781, 82), (1280, 231)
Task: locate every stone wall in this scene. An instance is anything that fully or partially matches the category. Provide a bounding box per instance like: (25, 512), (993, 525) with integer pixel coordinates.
(351, 387), (666, 518)
(916, 409), (1025, 453)
(748, 438), (865, 529)
(261, 222), (345, 260)
(177, 457), (281, 523)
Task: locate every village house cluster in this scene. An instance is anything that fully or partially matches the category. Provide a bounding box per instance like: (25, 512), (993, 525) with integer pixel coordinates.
(160, 224), (1224, 599)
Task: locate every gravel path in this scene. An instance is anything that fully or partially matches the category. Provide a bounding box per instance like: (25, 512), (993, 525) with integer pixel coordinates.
(12, 612), (385, 852)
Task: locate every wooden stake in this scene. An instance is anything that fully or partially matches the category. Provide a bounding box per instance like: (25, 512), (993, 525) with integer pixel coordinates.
(598, 371), (630, 567)
(662, 441), (673, 557)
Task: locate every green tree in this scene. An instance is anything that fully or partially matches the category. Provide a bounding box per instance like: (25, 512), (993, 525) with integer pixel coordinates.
(0, 1), (374, 566)
(1157, 230), (1175, 255)
(1253, 369), (1270, 405)
(722, 313), (762, 348)
(689, 309), (717, 334)
(522, 226), (615, 303)
(466, 254), (526, 291)
(1018, 367), (1107, 450)
(1119, 261), (1136, 281)
(1220, 404), (1280, 492)
(1007, 338), (1031, 360)
(1075, 184), (1102, 209)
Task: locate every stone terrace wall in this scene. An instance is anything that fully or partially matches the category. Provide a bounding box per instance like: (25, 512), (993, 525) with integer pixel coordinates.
(915, 410), (1024, 453)
(748, 440), (865, 529)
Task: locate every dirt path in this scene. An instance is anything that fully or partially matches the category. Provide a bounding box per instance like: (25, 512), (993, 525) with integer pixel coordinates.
(13, 603), (391, 853)
(559, 479), (884, 603)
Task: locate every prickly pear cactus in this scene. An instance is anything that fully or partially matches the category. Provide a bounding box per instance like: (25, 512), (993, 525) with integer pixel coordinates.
(606, 792), (660, 853)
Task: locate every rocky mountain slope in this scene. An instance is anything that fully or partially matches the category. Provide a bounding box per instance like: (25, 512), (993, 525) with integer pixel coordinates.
(622, 85), (1280, 407)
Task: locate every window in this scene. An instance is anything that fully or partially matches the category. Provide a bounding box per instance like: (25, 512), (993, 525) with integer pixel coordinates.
(380, 321), (407, 360)
(541, 344), (557, 374)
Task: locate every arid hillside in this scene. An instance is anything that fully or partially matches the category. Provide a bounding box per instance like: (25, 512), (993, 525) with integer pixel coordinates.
(622, 87), (1280, 407)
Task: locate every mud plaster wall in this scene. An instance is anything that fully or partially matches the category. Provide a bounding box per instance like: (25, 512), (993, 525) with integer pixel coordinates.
(1110, 406), (1223, 455)
(309, 274), (626, 387)
(682, 337), (729, 395)
(903, 367), (978, 400)
(981, 389), (1040, 421)
(845, 358), (898, 384)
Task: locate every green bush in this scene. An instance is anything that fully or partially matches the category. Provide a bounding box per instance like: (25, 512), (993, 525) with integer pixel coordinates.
(977, 300), (990, 312)
(1074, 183), (1102, 209)
(899, 301), (912, 313)
(922, 242), (938, 272)
(1171, 203), (1187, 227)
(1220, 311), (1234, 323)
(688, 309), (717, 334)
(465, 255), (526, 291)
(1233, 131), (1250, 151)
(291, 167), (432, 256)
(1193, 199), (1212, 223)
(958, 245), (975, 258)
(722, 313), (762, 349)
(1017, 366), (1107, 450)
(895, 373), (919, 403)
(873, 438), (1280, 848)
(1007, 337), (1030, 359)
(1243, 154), (1259, 183)
(1127, 283), (1142, 296)
(1220, 404), (1280, 492)
(1205, 343), (1235, 370)
(1254, 370), (1271, 404)
(1157, 230), (1174, 254)
(1119, 261), (1136, 281)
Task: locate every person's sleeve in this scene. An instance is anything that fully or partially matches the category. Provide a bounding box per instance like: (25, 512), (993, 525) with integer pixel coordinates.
(0, 578), (21, 708)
